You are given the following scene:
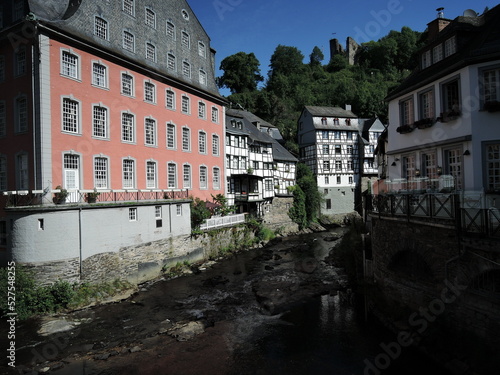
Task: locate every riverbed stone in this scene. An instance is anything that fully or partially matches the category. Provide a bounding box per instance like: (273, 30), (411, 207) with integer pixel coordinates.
(167, 321), (205, 341)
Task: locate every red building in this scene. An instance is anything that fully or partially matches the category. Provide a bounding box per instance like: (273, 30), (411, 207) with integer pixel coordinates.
(0, 0), (226, 268)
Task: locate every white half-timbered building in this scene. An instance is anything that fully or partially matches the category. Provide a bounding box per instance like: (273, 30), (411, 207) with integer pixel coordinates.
(225, 109), (297, 217)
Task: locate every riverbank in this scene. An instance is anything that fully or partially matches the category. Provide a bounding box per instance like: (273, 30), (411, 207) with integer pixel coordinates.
(3, 226), (352, 375)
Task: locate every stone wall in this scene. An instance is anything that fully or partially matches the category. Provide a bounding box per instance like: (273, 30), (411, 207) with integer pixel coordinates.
(369, 215), (500, 368)
(262, 197), (299, 234)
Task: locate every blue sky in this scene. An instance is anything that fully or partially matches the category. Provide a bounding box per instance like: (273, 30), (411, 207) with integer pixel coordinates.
(188, 0), (497, 94)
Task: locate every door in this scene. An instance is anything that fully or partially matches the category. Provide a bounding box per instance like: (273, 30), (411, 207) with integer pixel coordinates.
(445, 148), (462, 190)
(64, 154), (80, 202)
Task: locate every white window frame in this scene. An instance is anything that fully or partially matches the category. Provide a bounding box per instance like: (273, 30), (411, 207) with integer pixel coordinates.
(181, 31), (190, 49)
(211, 107), (219, 123)
(121, 72), (134, 97)
(123, 30), (135, 52)
(61, 50), (80, 80)
(198, 101), (206, 119)
(167, 162), (177, 188)
(480, 65), (500, 104)
(129, 207), (137, 221)
(166, 21), (176, 41)
(419, 88), (435, 120)
(212, 134), (219, 156)
(166, 123), (176, 149)
(92, 104), (109, 139)
(198, 41), (206, 58)
(399, 96), (414, 126)
(181, 95), (190, 114)
(199, 70), (207, 86)
(213, 167), (220, 190)
(94, 16), (108, 40)
(16, 153), (28, 190)
(61, 97), (80, 134)
(123, 0), (135, 16)
(144, 117), (157, 146)
(199, 165), (208, 189)
(182, 61), (191, 78)
(198, 131), (207, 154)
(166, 88), (175, 109)
(182, 127), (190, 151)
(92, 61), (108, 88)
(146, 160), (157, 188)
(15, 95), (28, 133)
(146, 42), (156, 62)
(167, 53), (176, 71)
(122, 158), (136, 189)
(121, 112), (135, 143)
(145, 7), (156, 29)
(94, 156), (109, 189)
(183, 164), (191, 188)
(144, 81), (156, 103)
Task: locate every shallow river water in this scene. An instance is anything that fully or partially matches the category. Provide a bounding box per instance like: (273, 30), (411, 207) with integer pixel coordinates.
(4, 229), (451, 375)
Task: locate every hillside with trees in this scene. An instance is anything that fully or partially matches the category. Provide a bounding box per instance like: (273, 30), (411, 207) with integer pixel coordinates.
(217, 26), (423, 155)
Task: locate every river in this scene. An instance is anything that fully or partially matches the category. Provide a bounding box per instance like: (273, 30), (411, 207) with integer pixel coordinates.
(3, 228), (451, 375)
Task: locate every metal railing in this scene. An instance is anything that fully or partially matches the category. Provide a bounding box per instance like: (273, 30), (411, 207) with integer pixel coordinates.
(2, 188), (189, 208)
(368, 192), (500, 239)
(199, 213), (246, 230)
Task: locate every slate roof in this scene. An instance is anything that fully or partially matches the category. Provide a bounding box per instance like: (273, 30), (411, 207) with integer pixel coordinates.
(226, 109), (297, 162)
(386, 4), (500, 101)
(303, 106), (357, 118)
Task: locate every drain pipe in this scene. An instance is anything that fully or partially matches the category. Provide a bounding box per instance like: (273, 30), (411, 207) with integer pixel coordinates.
(78, 207), (83, 278)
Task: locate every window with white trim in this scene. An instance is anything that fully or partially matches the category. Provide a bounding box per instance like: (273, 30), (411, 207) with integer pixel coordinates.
(94, 17), (108, 39)
(182, 127), (190, 151)
(444, 36), (456, 58)
(198, 102), (206, 119)
(93, 105), (108, 138)
(0, 101), (5, 137)
(421, 50), (431, 69)
(145, 118), (156, 146)
(213, 167), (220, 190)
(167, 53), (176, 71)
(145, 8), (156, 28)
(199, 70), (207, 86)
(166, 21), (175, 41)
(211, 107), (219, 123)
(94, 157), (108, 188)
(0, 157), (6, 191)
(422, 152), (437, 179)
(198, 131), (207, 154)
(123, 0), (134, 16)
(399, 97), (414, 126)
(432, 44), (442, 63)
(335, 160), (342, 170)
(419, 89), (434, 119)
(166, 89), (175, 109)
(123, 159), (135, 188)
(181, 31), (190, 49)
(167, 163), (177, 188)
(62, 98), (79, 134)
(61, 51), (79, 79)
(167, 123), (176, 149)
(199, 166), (207, 189)
(181, 95), (190, 114)
(121, 112), (135, 142)
(92, 62), (107, 88)
(144, 81), (156, 103)
(198, 41), (206, 58)
(183, 164), (191, 188)
(441, 78), (460, 113)
(212, 135), (219, 156)
(482, 67), (500, 103)
(182, 61), (191, 78)
(155, 205), (162, 218)
(15, 47), (26, 76)
(123, 31), (135, 52)
(146, 161), (157, 188)
(146, 43), (156, 61)
(121, 73), (134, 96)
(486, 144), (500, 191)
(17, 153), (28, 190)
(176, 204), (182, 216)
(14, 95), (28, 133)
(129, 207), (137, 221)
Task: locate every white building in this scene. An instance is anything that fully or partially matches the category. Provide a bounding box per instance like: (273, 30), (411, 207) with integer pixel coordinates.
(385, 6), (500, 199)
(225, 109), (297, 217)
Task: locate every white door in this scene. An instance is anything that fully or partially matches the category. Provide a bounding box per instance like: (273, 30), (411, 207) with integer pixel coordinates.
(64, 154), (80, 202)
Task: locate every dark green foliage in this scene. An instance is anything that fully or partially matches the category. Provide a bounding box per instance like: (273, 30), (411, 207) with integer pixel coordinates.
(211, 194), (234, 216)
(288, 185), (307, 229)
(190, 196), (211, 229)
(296, 163), (322, 225)
(217, 52), (264, 94)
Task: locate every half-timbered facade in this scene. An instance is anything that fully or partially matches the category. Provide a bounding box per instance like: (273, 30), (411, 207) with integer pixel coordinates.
(225, 109), (297, 217)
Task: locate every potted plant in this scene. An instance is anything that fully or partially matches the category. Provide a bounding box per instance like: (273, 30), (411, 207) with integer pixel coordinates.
(414, 118), (435, 129)
(396, 124), (414, 134)
(85, 188), (100, 203)
(53, 185), (68, 204)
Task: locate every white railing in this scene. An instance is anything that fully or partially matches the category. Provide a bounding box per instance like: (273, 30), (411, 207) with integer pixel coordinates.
(200, 213), (246, 230)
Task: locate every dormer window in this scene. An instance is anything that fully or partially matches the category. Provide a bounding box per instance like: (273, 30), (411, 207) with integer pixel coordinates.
(422, 50), (431, 69)
(433, 44), (443, 63)
(321, 117), (327, 125)
(444, 36), (456, 57)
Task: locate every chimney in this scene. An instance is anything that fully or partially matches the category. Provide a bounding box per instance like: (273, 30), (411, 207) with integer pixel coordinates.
(427, 7), (451, 40)
(252, 121), (260, 130)
(345, 104), (352, 112)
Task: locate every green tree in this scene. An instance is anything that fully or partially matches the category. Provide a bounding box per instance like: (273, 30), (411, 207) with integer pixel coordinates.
(296, 163), (322, 225)
(309, 46), (324, 66)
(288, 185), (307, 229)
(190, 197), (211, 229)
(217, 52), (264, 94)
(268, 45), (305, 79)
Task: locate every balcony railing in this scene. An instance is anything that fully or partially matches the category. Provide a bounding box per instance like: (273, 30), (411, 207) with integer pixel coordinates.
(234, 192), (261, 202)
(368, 192), (500, 239)
(199, 213), (246, 231)
(2, 189), (189, 208)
